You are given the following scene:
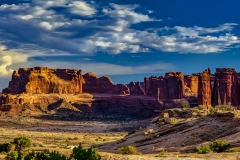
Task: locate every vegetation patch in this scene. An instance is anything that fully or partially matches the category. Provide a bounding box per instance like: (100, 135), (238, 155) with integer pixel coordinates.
(196, 139), (238, 154)
(118, 145), (141, 155)
(196, 146), (211, 154)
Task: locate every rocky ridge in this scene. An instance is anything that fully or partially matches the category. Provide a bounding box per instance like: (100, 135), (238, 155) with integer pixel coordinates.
(100, 107), (240, 154)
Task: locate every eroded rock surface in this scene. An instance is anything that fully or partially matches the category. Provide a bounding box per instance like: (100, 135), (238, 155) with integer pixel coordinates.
(82, 72), (129, 95)
(2, 67), (83, 94)
(197, 68), (212, 108)
(144, 72), (185, 100)
(100, 107), (240, 154)
(212, 68), (239, 106)
(129, 81), (145, 95)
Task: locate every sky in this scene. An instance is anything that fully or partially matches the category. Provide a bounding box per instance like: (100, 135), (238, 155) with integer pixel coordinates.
(1, 0), (240, 89)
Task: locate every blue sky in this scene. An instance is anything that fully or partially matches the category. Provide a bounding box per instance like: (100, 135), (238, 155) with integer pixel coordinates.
(0, 0), (240, 89)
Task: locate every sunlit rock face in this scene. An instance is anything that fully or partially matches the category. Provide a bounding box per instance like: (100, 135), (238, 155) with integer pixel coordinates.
(197, 68), (212, 108)
(2, 67), (83, 94)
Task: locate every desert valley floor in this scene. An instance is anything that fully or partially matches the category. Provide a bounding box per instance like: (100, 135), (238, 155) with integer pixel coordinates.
(0, 107), (240, 160)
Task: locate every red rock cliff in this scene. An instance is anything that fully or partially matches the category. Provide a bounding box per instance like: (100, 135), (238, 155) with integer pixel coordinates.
(2, 67), (83, 94)
(129, 81), (145, 95)
(82, 72), (129, 94)
(197, 68), (212, 108)
(212, 68), (239, 106)
(144, 72), (185, 100)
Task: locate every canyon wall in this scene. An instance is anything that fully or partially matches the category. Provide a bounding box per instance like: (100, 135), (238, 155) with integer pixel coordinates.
(2, 68), (129, 95)
(184, 75), (198, 93)
(144, 72), (185, 100)
(3, 66), (240, 112)
(212, 68), (239, 106)
(2, 67), (83, 94)
(82, 72), (129, 94)
(129, 81), (145, 95)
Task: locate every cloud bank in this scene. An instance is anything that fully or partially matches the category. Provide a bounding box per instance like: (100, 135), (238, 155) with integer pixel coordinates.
(0, 0), (239, 78)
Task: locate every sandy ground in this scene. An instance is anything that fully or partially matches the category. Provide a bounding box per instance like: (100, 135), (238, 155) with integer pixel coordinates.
(0, 112), (240, 160)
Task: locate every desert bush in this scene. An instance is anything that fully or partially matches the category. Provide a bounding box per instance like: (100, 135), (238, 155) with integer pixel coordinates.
(0, 143), (12, 153)
(226, 148), (238, 152)
(156, 150), (168, 157)
(73, 137), (79, 140)
(12, 137), (31, 153)
(118, 146), (141, 155)
(210, 140), (230, 153)
(209, 108), (218, 114)
(5, 151), (20, 160)
(196, 146), (211, 154)
(69, 143), (101, 160)
(181, 104), (188, 110)
(24, 149), (67, 160)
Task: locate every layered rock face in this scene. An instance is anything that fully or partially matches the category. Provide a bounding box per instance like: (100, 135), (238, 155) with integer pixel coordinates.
(82, 72), (129, 94)
(212, 68), (239, 106)
(129, 81), (145, 95)
(164, 72), (185, 99)
(197, 68), (212, 108)
(144, 76), (165, 98)
(144, 72), (185, 100)
(2, 67), (83, 94)
(184, 75), (198, 93)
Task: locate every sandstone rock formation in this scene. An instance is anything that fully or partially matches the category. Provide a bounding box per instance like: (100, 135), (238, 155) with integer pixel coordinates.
(144, 72), (185, 100)
(197, 68), (212, 108)
(2, 67), (83, 94)
(129, 81), (145, 95)
(82, 72), (129, 94)
(184, 75), (198, 93)
(164, 72), (185, 99)
(212, 68), (239, 106)
(100, 107), (240, 154)
(144, 76), (164, 98)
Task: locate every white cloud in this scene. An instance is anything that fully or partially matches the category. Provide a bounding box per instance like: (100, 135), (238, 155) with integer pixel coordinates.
(103, 3), (158, 23)
(0, 0), (239, 68)
(0, 55), (14, 76)
(174, 23), (238, 36)
(68, 1), (97, 16)
(39, 21), (53, 30)
(0, 45), (28, 76)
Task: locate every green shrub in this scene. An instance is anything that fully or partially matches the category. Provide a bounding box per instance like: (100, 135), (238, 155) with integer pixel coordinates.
(210, 140), (230, 153)
(12, 137), (31, 153)
(0, 143), (12, 153)
(220, 106), (227, 111)
(181, 104), (188, 110)
(209, 108), (218, 114)
(5, 151), (19, 160)
(118, 146), (141, 155)
(24, 149), (67, 160)
(226, 148), (238, 152)
(156, 150), (168, 157)
(196, 146), (211, 154)
(73, 137), (79, 140)
(69, 143), (101, 160)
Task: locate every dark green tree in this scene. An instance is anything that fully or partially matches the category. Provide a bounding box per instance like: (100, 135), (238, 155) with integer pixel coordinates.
(12, 137), (31, 153)
(24, 149), (66, 160)
(5, 151), (19, 160)
(0, 143), (12, 153)
(210, 140), (230, 153)
(69, 143), (101, 160)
